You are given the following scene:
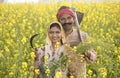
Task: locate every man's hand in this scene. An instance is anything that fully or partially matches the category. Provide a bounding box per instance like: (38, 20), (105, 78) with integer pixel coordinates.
(84, 49), (97, 64)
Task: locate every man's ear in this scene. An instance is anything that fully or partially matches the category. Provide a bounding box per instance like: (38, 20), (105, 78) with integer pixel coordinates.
(76, 11), (84, 25)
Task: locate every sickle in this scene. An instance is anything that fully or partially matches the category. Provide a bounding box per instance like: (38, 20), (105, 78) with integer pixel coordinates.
(30, 34), (39, 48)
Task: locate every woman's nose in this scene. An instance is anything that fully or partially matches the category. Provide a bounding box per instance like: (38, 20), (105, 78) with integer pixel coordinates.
(52, 33), (57, 36)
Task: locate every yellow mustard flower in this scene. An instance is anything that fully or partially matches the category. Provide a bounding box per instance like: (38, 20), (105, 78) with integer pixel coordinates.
(0, 50), (3, 57)
(88, 69), (93, 75)
(9, 72), (14, 75)
(35, 69), (40, 75)
(30, 52), (35, 59)
(72, 46), (77, 52)
(21, 37), (27, 44)
(4, 46), (10, 52)
(55, 71), (62, 78)
(70, 75), (74, 78)
(22, 62), (28, 68)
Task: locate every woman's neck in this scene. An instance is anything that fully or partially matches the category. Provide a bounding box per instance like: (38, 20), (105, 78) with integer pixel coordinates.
(52, 43), (56, 51)
(52, 42), (61, 51)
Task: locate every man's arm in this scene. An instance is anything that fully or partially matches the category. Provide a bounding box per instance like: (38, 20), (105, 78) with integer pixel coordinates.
(81, 31), (97, 63)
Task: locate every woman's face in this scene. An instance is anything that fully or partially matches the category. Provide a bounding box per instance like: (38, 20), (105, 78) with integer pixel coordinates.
(49, 26), (62, 43)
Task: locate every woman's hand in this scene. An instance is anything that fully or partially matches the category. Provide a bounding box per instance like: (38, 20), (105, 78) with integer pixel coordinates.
(34, 48), (39, 61)
(34, 48), (40, 69)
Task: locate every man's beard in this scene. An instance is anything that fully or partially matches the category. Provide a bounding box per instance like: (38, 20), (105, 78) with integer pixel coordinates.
(62, 23), (72, 31)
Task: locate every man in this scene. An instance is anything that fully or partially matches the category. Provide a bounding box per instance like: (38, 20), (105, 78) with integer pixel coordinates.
(56, 6), (97, 78)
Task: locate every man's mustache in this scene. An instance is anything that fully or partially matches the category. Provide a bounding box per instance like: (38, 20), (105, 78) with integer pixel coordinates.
(62, 23), (72, 26)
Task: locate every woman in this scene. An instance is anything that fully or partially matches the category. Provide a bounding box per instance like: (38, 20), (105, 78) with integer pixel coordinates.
(34, 21), (70, 78)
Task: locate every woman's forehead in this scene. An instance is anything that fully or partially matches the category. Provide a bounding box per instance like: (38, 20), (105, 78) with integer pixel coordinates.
(50, 26), (61, 30)
(50, 24), (61, 30)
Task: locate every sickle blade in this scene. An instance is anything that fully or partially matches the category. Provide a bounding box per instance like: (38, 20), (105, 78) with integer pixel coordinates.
(30, 34), (39, 48)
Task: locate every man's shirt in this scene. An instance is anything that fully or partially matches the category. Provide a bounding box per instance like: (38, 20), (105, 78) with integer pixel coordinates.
(66, 29), (88, 47)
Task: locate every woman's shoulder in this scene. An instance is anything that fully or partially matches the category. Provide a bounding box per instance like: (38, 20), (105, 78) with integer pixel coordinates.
(38, 46), (45, 51)
(38, 44), (51, 52)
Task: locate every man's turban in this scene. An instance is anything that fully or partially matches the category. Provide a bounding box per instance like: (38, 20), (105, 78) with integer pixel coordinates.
(56, 8), (75, 19)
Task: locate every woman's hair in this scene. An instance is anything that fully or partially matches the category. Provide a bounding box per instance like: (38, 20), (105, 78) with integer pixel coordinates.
(49, 23), (61, 31)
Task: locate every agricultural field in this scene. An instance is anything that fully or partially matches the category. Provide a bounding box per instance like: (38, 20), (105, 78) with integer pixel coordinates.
(0, 1), (120, 78)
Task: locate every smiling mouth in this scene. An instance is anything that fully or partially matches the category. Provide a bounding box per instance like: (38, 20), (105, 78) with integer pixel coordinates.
(53, 38), (57, 40)
(52, 38), (58, 40)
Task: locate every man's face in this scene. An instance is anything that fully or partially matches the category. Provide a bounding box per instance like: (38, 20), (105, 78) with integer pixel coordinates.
(59, 14), (75, 31)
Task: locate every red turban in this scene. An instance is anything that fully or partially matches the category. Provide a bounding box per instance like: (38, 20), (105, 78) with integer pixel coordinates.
(56, 8), (75, 20)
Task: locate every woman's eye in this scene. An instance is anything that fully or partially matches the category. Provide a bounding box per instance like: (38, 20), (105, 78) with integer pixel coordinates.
(56, 31), (60, 34)
(49, 31), (61, 34)
(49, 31), (54, 34)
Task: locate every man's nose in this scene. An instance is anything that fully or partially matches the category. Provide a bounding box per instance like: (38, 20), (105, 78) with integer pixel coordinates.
(65, 19), (69, 23)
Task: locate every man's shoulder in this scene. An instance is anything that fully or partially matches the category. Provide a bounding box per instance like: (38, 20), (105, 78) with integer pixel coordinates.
(73, 29), (89, 41)
(73, 29), (88, 36)
(81, 30), (88, 37)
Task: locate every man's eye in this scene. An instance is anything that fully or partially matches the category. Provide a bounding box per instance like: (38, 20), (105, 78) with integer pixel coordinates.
(60, 18), (65, 21)
(68, 16), (72, 20)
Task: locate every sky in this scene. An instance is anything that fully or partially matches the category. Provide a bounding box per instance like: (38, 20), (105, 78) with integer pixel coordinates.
(6, 0), (119, 3)
(7, 0), (39, 3)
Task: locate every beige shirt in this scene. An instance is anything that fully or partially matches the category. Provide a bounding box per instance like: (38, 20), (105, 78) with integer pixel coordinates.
(66, 29), (88, 47)
(66, 29), (96, 78)
(38, 44), (68, 78)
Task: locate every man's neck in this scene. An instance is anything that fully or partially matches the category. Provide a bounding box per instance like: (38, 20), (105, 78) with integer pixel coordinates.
(65, 28), (73, 37)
